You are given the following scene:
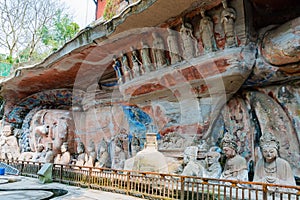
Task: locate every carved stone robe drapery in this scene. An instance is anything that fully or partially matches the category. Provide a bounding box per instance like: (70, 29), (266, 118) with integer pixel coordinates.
(253, 157), (296, 186)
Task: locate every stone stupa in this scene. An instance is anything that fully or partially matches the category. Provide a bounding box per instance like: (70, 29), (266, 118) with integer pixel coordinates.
(132, 133), (169, 174)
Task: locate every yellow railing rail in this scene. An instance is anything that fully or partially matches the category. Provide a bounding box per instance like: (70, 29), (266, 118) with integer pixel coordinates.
(3, 159), (300, 200)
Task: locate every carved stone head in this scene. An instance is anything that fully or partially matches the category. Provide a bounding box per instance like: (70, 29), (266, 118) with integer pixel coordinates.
(183, 146), (198, 164)
(77, 141), (85, 154)
(260, 132), (280, 162)
(2, 125), (13, 137)
(36, 144), (45, 153)
(61, 142), (68, 153)
(221, 132), (238, 152)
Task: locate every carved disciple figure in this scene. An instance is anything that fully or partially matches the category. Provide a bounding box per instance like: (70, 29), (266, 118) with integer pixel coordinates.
(202, 147), (222, 179)
(180, 22), (198, 59)
(121, 52), (133, 83)
(130, 135), (141, 157)
(181, 146), (202, 177)
(253, 132), (296, 186)
(54, 142), (71, 165)
(140, 41), (154, 73)
(112, 56), (122, 83)
(43, 142), (54, 163)
(181, 146), (222, 179)
(167, 28), (182, 64)
(75, 141), (86, 166)
(112, 136), (126, 170)
(84, 141), (97, 167)
(130, 46), (144, 77)
(95, 139), (110, 168)
(152, 32), (167, 69)
(0, 125), (20, 160)
(199, 9), (217, 52)
(221, 0), (237, 47)
(31, 144), (45, 162)
(220, 133), (248, 181)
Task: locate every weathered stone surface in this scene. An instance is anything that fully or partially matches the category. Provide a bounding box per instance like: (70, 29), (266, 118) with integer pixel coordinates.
(261, 17), (300, 66)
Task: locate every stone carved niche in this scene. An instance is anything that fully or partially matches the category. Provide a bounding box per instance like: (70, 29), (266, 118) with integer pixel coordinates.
(29, 109), (75, 156)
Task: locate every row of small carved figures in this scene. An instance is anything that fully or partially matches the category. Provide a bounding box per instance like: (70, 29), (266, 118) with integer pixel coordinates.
(112, 1), (237, 84)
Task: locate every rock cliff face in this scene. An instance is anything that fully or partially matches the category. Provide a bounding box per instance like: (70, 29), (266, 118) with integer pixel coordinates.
(0, 0), (299, 182)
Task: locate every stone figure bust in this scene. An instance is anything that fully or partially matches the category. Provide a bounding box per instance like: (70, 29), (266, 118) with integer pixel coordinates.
(220, 133), (248, 181)
(54, 142), (71, 165)
(199, 9), (217, 52)
(167, 28), (181, 64)
(95, 138), (109, 168)
(152, 32), (167, 69)
(253, 132), (296, 186)
(221, 0), (237, 48)
(75, 141), (86, 166)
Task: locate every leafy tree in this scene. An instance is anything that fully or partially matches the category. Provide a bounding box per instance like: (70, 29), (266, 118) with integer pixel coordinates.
(0, 0), (79, 64)
(103, 0), (118, 20)
(40, 10), (80, 52)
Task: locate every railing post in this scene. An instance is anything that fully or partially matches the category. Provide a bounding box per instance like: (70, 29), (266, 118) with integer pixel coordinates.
(180, 176), (185, 200)
(59, 165), (63, 183)
(88, 167), (92, 188)
(21, 161), (24, 175)
(38, 162), (41, 173)
(126, 172), (130, 195)
(262, 184), (268, 200)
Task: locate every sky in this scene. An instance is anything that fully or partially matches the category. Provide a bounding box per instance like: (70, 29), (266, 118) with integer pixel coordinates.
(62, 0), (97, 29)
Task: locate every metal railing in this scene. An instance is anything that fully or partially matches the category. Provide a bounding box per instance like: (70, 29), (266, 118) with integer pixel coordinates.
(2, 159), (300, 200)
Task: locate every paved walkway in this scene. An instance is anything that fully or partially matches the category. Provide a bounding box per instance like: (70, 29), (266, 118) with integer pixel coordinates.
(0, 176), (144, 200)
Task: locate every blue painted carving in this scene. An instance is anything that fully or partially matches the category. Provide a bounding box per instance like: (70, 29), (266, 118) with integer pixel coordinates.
(122, 105), (157, 147)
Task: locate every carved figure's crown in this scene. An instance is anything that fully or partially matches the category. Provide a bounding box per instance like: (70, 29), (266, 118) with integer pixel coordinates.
(221, 132), (238, 151)
(260, 132), (280, 150)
